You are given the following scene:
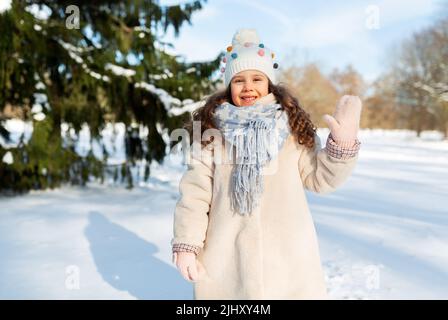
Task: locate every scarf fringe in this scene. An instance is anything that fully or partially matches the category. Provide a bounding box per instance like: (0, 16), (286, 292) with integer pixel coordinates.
(231, 119), (273, 215)
(214, 101), (290, 216)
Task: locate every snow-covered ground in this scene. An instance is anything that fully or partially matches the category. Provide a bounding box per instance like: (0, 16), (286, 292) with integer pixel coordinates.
(0, 129), (447, 299)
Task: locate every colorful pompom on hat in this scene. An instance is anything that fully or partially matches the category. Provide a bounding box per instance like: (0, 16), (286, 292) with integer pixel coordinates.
(221, 28), (278, 87)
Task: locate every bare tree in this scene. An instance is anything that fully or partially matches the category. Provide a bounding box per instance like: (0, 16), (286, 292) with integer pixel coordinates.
(393, 18), (448, 137)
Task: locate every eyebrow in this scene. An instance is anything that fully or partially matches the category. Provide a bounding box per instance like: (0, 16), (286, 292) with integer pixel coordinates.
(233, 74), (264, 79)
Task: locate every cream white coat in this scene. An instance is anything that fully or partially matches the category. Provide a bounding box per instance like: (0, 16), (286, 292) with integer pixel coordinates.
(171, 96), (359, 299)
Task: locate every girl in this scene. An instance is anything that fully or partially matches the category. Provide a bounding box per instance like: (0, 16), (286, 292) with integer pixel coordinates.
(170, 29), (362, 299)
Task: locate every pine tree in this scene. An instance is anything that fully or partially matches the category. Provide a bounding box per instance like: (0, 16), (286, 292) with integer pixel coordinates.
(0, 0), (221, 192)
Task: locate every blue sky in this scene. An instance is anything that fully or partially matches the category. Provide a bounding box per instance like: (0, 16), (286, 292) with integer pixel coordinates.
(161, 0), (444, 82)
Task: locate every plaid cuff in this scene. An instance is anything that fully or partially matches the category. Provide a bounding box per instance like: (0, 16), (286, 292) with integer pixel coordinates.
(325, 133), (361, 160)
(172, 243), (201, 255)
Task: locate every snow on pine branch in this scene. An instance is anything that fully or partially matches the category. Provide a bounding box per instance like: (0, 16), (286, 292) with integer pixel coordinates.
(105, 63), (136, 77)
(168, 99), (205, 116)
(57, 41), (198, 115)
(57, 39), (110, 82)
(24, 3), (51, 20)
(135, 81), (181, 111)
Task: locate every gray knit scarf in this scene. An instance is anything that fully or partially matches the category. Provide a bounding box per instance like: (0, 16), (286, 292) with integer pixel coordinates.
(214, 97), (291, 215)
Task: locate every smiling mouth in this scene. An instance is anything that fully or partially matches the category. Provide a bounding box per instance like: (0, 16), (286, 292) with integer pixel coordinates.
(241, 96), (258, 103)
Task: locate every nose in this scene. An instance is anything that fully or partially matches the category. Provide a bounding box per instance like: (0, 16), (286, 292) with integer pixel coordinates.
(242, 81), (254, 92)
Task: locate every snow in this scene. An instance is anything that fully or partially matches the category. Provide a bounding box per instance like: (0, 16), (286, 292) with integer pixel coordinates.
(168, 99), (205, 116)
(2, 151), (13, 164)
(55, 39), (184, 109)
(105, 63), (136, 77)
(1, 121), (129, 166)
(35, 82), (45, 90)
(63, 45), (83, 64)
(25, 4), (52, 21)
(135, 81), (182, 111)
(164, 68), (174, 78)
(88, 70), (102, 80)
(0, 119), (33, 148)
(47, 39), (188, 111)
(34, 93), (49, 108)
(0, 129), (447, 299)
(57, 40), (110, 83)
(33, 112), (46, 121)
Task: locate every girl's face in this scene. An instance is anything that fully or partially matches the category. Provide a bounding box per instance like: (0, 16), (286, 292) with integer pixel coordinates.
(230, 70), (269, 107)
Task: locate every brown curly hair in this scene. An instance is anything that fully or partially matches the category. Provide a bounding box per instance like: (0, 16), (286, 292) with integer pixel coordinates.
(184, 81), (317, 149)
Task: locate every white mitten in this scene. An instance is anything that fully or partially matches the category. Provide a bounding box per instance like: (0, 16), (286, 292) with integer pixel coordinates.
(322, 95), (362, 147)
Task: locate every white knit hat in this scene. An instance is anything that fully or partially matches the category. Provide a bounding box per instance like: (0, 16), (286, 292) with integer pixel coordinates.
(221, 29), (278, 87)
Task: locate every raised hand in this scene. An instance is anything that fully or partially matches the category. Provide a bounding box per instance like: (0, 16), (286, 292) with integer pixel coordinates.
(322, 95), (362, 144)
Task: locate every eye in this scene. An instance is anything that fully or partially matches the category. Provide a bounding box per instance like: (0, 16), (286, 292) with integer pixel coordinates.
(233, 79), (243, 83)
(254, 78), (263, 82)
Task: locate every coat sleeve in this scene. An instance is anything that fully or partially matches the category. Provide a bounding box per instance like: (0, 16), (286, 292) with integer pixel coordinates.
(298, 132), (360, 194)
(171, 142), (215, 249)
